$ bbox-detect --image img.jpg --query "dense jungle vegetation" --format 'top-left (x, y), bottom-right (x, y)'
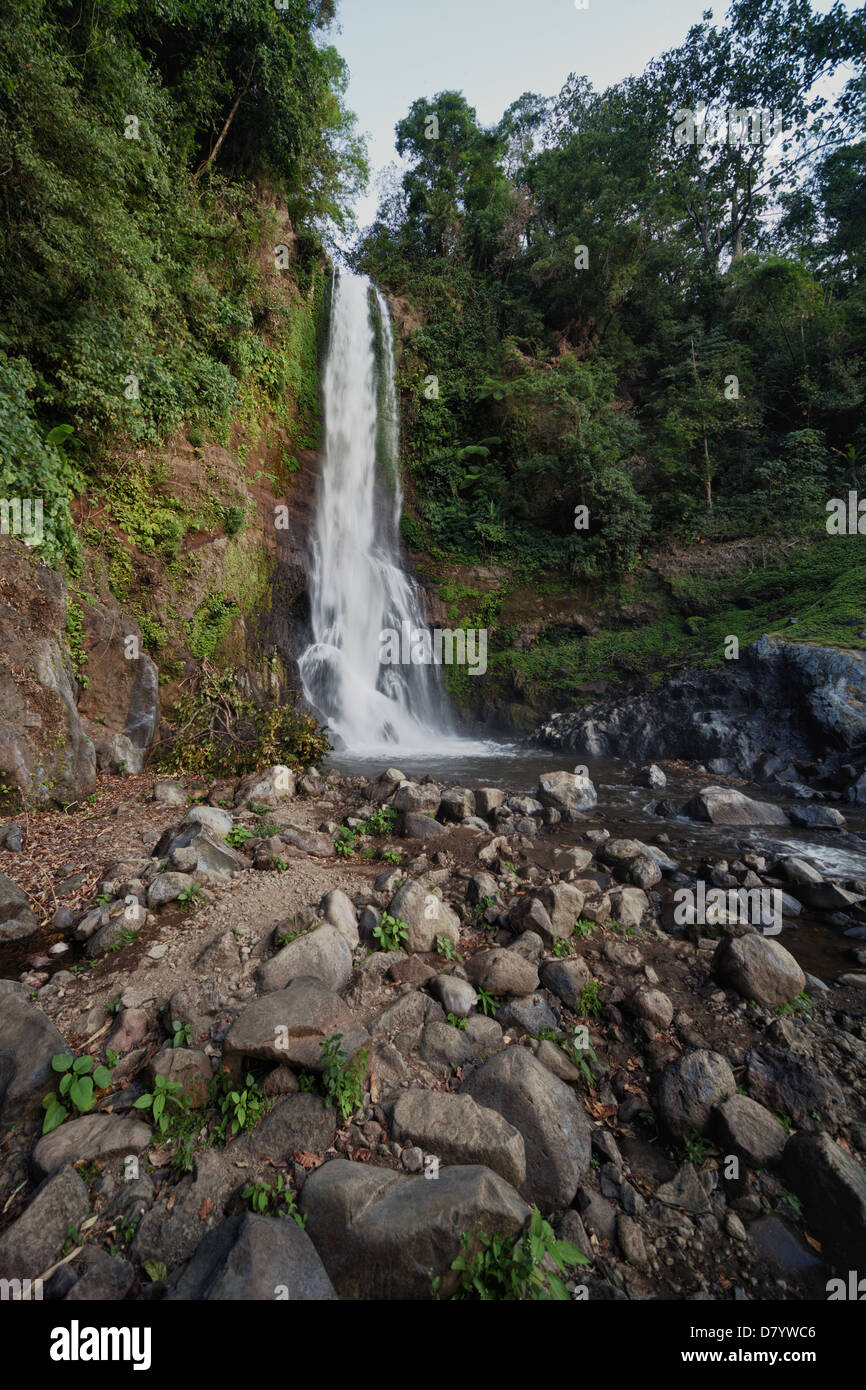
top-left (0, 0), bottom-right (366, 565)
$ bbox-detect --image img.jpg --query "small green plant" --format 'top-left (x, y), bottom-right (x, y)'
top-left (574, 918), bottom-right (595, 939)
top-left (267, 857), bottom-right (289, 872)
top-left (360, 805), bottom-right (398, 836)
top-left (177, 883), bottom-right (205, 910)
top-left (255, 818), bottom-right (281, 838)
top-left (215, 1071), bottom-right (268, 1139)
top-left (444, 1206), bottom-right (589, 1300)
top-left (95, 893), bottom-right (111, 907)
top-left (242, 1175), bottom-right (307, 1228)
top-left (373, 912), bottom-right (409, 952)
top-left (42, 1054), bottom-right (114, 1133)
top-left (435, 933), bottom-right (462, 961)
top-left (171, 1020), bottom-right (192, 1049)
top-left (74, 1161), bottom-right (99, 1184)
top-left (133, 1073), bottom-right (186, 1135)
top-left (380, 849), bottom-right (402, 864)
top-left (502, 860), bottom-right (516, 874)
top-left (277, 922), bottom-right (315, 947)
top-left (142, 1259), bottom-right (167, 1283)
top-left (108, 927), bottom-right (141, 951)
top-left (297, 1071), bottom-right (318, 1093)
top-left (578, 980), bottom-right (602, 1020)
top-left (552, 936), bottom-right (574, 958)
top-left (319, 1034), bottom-right (368, 1122)
top-left (108, 995), bottom-right (122, 1016)
top-left (333, 826), bottom-right (357, 858)
top-left (225, 825), bottom-right (254, 848)
top-left (105, 1048), bottom-right (120, 1069)
top-left (475, 989), bottom-right (498, 1017)
top-left (775, 1111), bottom-right (794, 1134)
top-left (683, 1128), bottom-right (708, 1165)
top-left (446, 1012), bottom-right (468, 1031)
top-left (781, 1190), bottom-right (802, 1214)
top-left (776, 992), bottom-right (812, 1017)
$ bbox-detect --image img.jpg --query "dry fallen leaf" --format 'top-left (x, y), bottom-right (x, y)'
top-left (293, 1149), bottom-right (324, 1170)
top-left (199, 1196), bottom-right (215, 1220)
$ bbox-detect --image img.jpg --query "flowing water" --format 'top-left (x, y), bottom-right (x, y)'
top-left (299, 269), bottom-right (866, 982)
top-left (299, 269), bottom-right (494, 758)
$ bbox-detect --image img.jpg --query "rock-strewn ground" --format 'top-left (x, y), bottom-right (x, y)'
top-left (0, 765), bottom-right (865, 1301)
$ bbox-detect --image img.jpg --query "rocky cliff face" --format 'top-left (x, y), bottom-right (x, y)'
top-left (536, 637), bottom-right (866, 799)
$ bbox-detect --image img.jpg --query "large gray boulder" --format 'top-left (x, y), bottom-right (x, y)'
top-left (713, 934), bottom-right (805, 1009)
top-left (170, 1213), bottom-right (337, 1300)
top-left (465, 948), bottom-right (538, 997)
top-left (31, 1112), bottom-right (152, 1180)
top-left (680, 786), bottom-right (789, 826)
top-left (224, 978), bottom-right (369, 1070)
top-left (300, 1159), bottom-right (529, 1299)
top-left (391, 1089), bottom-right (526, 1189)
top-left (657, 1049), bottom-right (736, 1140)
top-left (0, 872), bottom-right (38, 942)
top-left (461, 1047), bottom-right (591, 1209)
top-left (254, 924), bottom-right (353, 994)
top-left (712, 1094), bottom-right (787, 1167)
top-left (0, 994), bottom-right (67, 1125)
top-left (782, 1131), bottom-right (866, 1263)
top-left (536, 771), bottom-right (597, 818)
top-left (0, 1167), bottom-right (89, 1281)
top-left (386, 879), bottom-right (460, 952)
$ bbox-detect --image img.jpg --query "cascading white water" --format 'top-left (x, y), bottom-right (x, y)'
top-left (299, 270), bottom-right (460, 753)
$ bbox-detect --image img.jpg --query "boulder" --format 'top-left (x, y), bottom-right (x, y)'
top-left (536, 771), bottom-right (598, 818)
top-left (712, 1095), bottom-right (787, 1167)
top-left (319, 889), bottom-right (359, 947)
top-left (461, 1047), bottom-right (591, 1209)
top-left (680, 786), bottom-right (789, 827)
top-left (782, 1131), bottom-right (866, 1263)
top-left (393, 782), bottom-right (440, 816)
top-left (657, 1049), bottom-right (736, 1140)
top-left (224, 978), bottom-right (369, 1070)
top-left (391, 1089), bottom-right (525, 1189)
top-left (713, 935), bottom-right (805, 1009)
top-left (299, 1159), bottom-right (529, 1299)
top-left (170, 1212), bottom-right (336, 1300)
top-left (539, 883), bottom-right (585, 939)
top-left (0, 1167), bottom-right (89, 1281)
top-left (466, 948), bottom-right (538, 997)
top-left (0, 994), bottom-right (68, 1125)
top-left (233, 765), bottom-right (297, 808)
top-left (540, 957), bottom-right (593, 1010)
top-left (439, 788), bottom-right (476, 822)
top-left (0, 871), bottom-right (38, 942)
top-left (386, 879), bottom-right (460, 953)
top-left (31, 1113), bottom-right (152, 1180)
top-left (254, 924), bottom-right (353, 995)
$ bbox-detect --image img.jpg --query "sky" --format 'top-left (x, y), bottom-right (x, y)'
top-left (328, 0), bottom-right (728, 228)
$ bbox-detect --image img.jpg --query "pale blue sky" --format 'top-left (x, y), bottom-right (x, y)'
top-left (327, 0), bottom-right (853, 230)
top-left (330, 0), bottom-right (724, 226)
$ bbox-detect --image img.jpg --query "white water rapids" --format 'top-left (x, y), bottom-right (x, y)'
top-left (299, 270), bottom-right (489, 756)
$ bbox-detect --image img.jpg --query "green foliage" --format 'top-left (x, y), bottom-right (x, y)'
top-left (373, 912), bottom-right (409, 952)
top-left (444, 1207), bottom-right (589, 1300)
top-left (318, 1034), bottom-right (368, 1122)
top-left (446, 1013), bottom-right (468, 1031)
top-left (177, 884), bottom-right (205, 910)
top-left (475, 989), bottom-right (498, 1018)
top-left (578, 980), bottom-right (602, 1020)
top-left (225, 826), bottom-right (255, 848)
top-left (152, 667), bottom-right (331, 779)
top-left (216, 1071), bottom-right (268, 1139)
top-left (334, 827), bottom-right (357, 858)
top-left (243, 1175), bottom-right (306, 1227)
top-left (435, 934), bottom-right (462, 961)
top-left (171, 1021), bottom-right (192, 1049)
top-left (133, 1073), bottom-right (186, 1136)
top-left (360, 805), bottom-right (398, 836)
top-left (42, 1054), bottom-right (114, 1134)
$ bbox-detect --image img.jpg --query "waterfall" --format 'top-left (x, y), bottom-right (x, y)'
top-left (298, 269), bottom-right (457, 754)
